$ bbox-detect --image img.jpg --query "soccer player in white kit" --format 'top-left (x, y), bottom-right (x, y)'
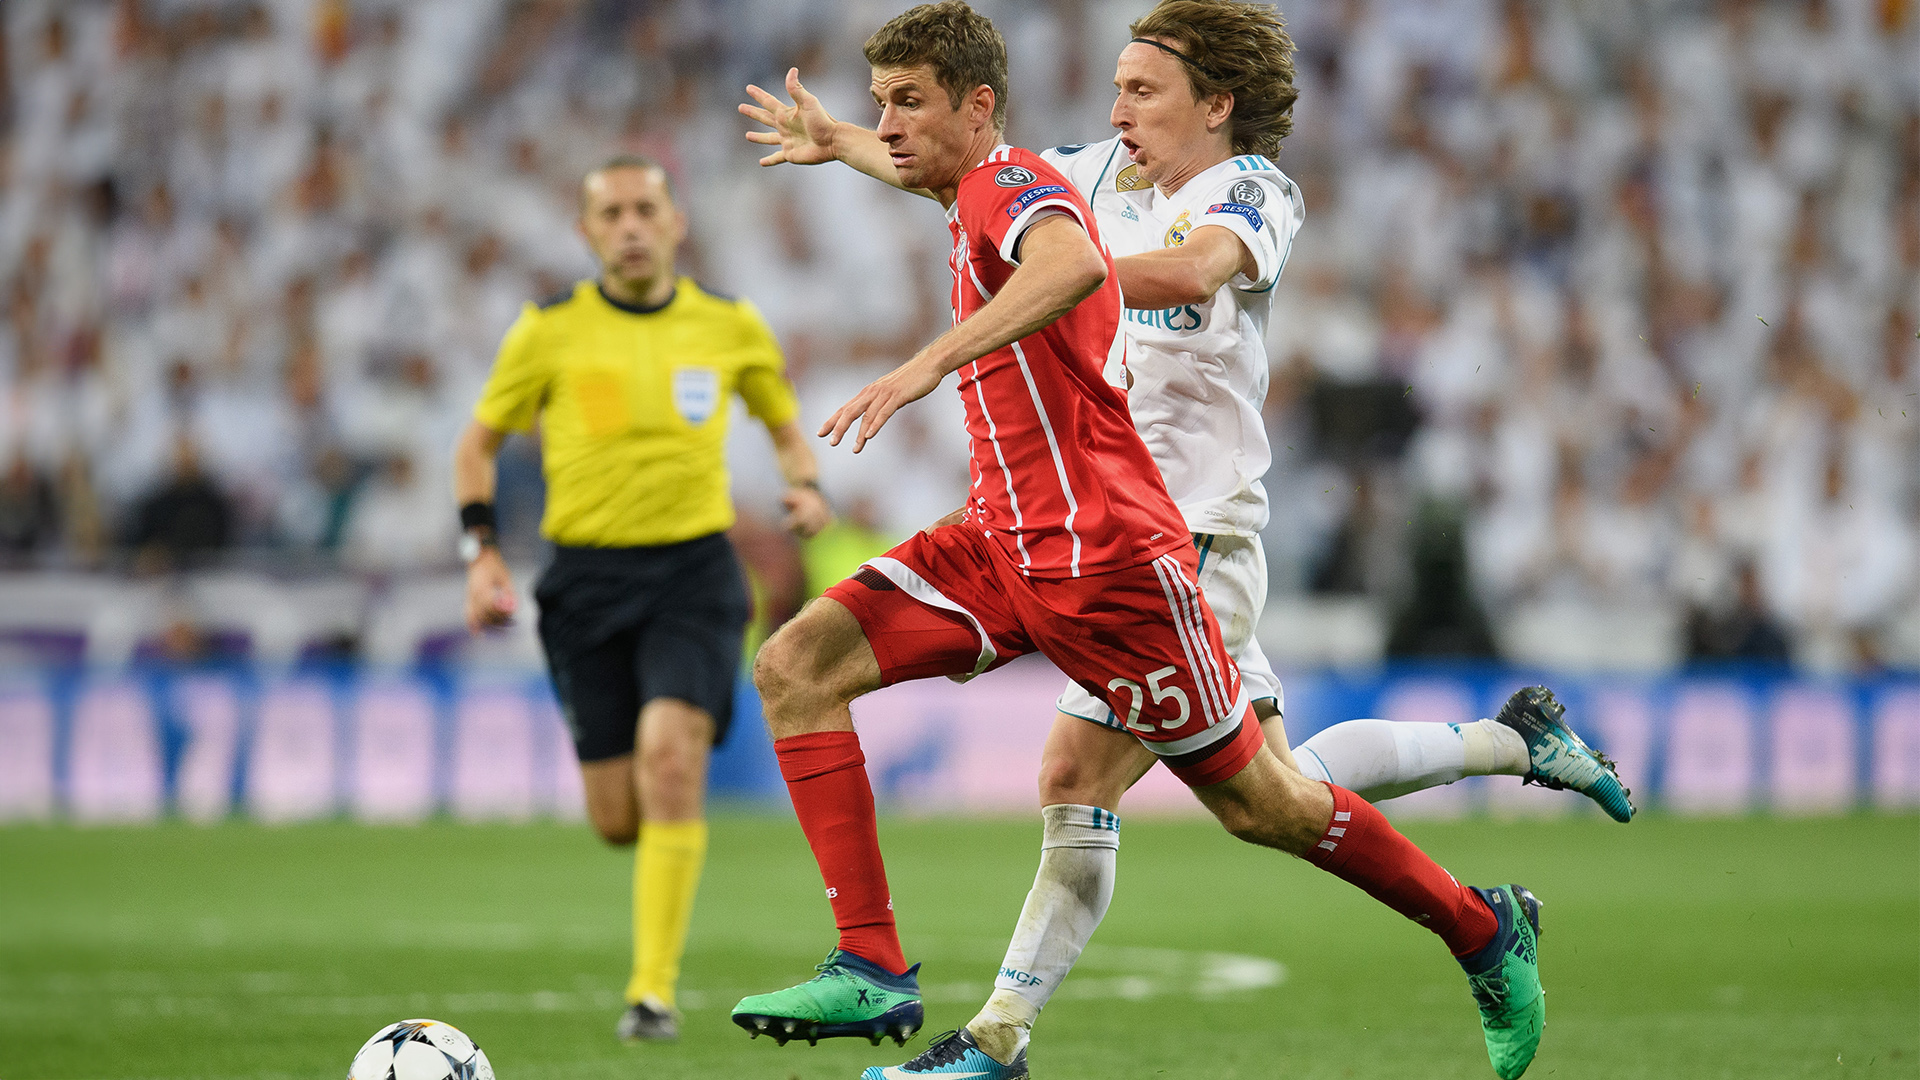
top-left (742, 3), bottom-right (1632, 1075)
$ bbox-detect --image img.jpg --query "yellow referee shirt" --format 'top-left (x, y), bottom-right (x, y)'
top-left (473, 278), bottom-right (800, 548)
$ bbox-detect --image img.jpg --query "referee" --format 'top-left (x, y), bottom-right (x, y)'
top-left (452, 155), bottom-right (830, 1042)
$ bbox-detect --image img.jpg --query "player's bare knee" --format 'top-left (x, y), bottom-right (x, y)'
top-left (639, 750), bottom-right (701, 811)
top-left (1198, 778), bottom-right (1294, 850)
top-left (1214, 800), bottom-right (1276, 847)
top-left (637, 750), bottom-right (685, 795)
top-left (589, 809), bottom-right (639, 847)
top-left (1036, 753), bottom-right (1121, 808)
top-left (751, 625), bottom-right (809, 713)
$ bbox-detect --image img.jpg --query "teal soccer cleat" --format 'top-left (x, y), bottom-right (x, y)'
top-left (732, 949), bottom-right (923, 1047)
top-left (1460, 884), bottom-right (1546, 1079)
top-left (1494, 685), bottom-right (1635, 822)
top-left (862, 1028), bottom-right (1029, 1080)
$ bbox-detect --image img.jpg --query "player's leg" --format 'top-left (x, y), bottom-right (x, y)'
top-left (737, 528), bottom-right (1032, 1047)
top-left (1204, 533), bottom-right (1519, 799)
top-left (734, 595), bottom-right (929, 1045)
top-left (579, 754), bottom-right (640, 846)
top-left (1228, 533), bottom-right (1627, 817)
top-left (616, 698), bottom-right (714, 1041)
top-left (562, 631), bottom-right (647, 847)
top-left (1292, 691), bottom-right (1634, 820)
top-left (1056, 549), bottom-right (1544, 1078)
top-left (1192, 722), bottom-right (1544, 1077)
top-left (953, 711), bottom-right (1149, 1066)
top-left (749, 594), bottom-right (900, 968)
top-left (617, 535), bottom-right (750, 1039)
top-left (1292, 714), bottom-right (1525, 800)
top-left (542, 626), bottom-right (675, 1040)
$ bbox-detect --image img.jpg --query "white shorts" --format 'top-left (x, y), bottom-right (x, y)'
top-left (1057, 532), bottom-right (1281, 729)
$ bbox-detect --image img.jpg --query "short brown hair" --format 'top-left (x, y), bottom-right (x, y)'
top-left (864, 1), bottom-right (1009, 131)
top-left (1130, 0), bottom-right (1298, 158)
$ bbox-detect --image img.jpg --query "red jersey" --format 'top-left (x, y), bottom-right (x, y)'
top-left (947, 146), bottom-right (1188, 578)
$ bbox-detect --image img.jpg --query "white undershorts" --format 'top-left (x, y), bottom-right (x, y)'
top-left (1057, 532), bottom-right (1281, 729)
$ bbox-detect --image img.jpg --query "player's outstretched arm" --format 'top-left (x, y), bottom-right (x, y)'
top-left (1114, 224), bottom-right (1257, 309)
top-left (820, 214), bottom-right (1107, 452)
top-left (739, 68), bottom-right (934, 199)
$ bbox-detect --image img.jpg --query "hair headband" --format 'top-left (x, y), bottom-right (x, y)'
top-left (1129, 37), bottom-right (1219, 81)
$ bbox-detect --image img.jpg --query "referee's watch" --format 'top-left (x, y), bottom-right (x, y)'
top-left (459, 530), bottom-right (497, 565)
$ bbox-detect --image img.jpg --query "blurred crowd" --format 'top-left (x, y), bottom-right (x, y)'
top-left (0, 0), bottom-right (1914, 669)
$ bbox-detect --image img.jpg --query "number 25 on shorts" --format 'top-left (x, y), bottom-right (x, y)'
top-left (1107, 666), bottom-right (1193, 733)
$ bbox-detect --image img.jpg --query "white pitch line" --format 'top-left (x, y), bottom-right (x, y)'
top-left (6, 945), bottom-right (1285, 1021)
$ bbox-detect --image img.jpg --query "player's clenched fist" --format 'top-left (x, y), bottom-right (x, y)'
top-left (463, 548), bottom-right (518, 633)
top-left (782, 485), bottom-right (833, 538)
top-left (819, 352), bottom-right (947, 452)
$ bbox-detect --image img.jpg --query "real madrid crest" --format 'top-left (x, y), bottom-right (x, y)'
top-left (1115, 164), bottom-right (1149, 192)
top-left (1164, 210), bottom-right (1192, 248)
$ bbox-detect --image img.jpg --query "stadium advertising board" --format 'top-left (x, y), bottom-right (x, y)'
top-left (0, 659), bottom-right (1913, 822)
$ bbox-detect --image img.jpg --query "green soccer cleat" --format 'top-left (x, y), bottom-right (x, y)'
top-left (1494, 685), bottom-right (1636, 822)
top-left (1459, 884), bottom-right (1546, 1079)
top-left (732, 949), bottom-right (923, 1047)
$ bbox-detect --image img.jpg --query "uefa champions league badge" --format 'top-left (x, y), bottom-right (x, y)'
top-left (1164, 210), bottom-right (1192, 248)
top-left (1229, 179), bottom-right (1265, 207)
top-left (995, 165), bottom-right (1037, 187)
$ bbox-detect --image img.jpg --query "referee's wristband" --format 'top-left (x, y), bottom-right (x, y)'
top-left (459, 502), bottom-right (497, 533)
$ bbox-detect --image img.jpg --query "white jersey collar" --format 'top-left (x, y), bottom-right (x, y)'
top-left (1154, 152), bottom-right (1275, 210)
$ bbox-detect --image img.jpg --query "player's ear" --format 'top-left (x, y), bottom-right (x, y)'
top-left (1208, 91), bottom-right (1235, 135)
top-left (969, 84), bottom-right (996, 130)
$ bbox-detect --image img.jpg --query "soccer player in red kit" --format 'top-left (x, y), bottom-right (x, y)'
top-left (731, 6), bottom-right (1541, 1077)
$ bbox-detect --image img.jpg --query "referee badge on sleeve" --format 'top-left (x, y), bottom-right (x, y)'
top-left (672, 367), bottom-right (721, 424)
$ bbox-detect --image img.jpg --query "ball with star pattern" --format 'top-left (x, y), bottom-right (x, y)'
top-left (347, 1019), bottom-right (495, 1080)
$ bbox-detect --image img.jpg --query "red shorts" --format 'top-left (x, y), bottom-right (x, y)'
top-left (824, 524), bottom-right (1261, 786)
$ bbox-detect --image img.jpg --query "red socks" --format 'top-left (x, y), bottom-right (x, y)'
top-left (1303, 783), bottom-right (1498, 957)
top-left (774, 731), bottom-right (909, 974)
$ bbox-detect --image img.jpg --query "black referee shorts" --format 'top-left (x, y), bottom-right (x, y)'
top-left (533, 533), bottom-right (750, 763)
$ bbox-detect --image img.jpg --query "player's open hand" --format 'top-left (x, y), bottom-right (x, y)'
top-left (464, 549), bottom-right (518, 634)
top-left (782, 485), bottom-right (833, 539)
top-left (740, 68), bottom-right (838, 167)
top-left (819, 352), bottom-right (945, 453)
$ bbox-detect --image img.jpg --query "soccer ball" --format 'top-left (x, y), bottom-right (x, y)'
top-left (347, 1019), bottom-right (496, 1080)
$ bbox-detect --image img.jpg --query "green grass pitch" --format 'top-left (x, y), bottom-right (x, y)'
top-left (2, 813), bottom-right (1914, 1079)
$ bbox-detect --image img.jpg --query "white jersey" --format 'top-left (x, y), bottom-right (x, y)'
top-left (1040, 138), bottom-right (1302, 536)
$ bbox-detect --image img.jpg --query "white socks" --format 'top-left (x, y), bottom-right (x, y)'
top-left (1292, 719), bottom-right (1529, 802)
top-left (966, 803), bottom-right (1119, 1063)
top-left (964, 722), bottom-right (1527, 1063)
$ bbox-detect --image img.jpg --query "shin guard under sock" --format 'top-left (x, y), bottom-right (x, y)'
top-left (774, 731), bottom-right (908, 974)
top-left (1303, 783), bottom-right (1498, 956)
